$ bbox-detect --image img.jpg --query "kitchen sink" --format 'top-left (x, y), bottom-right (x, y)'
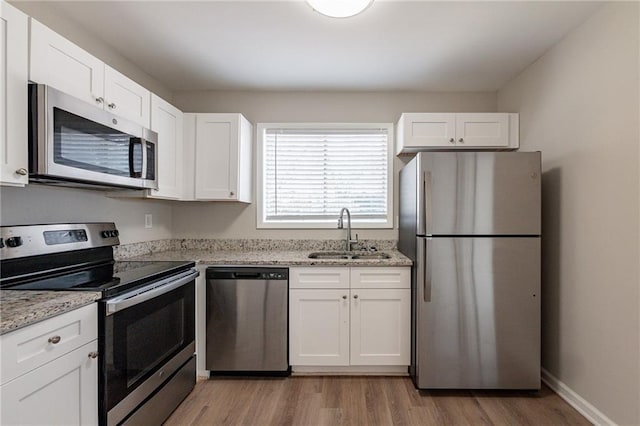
top-left (308, 251), bottom-right (391, 260)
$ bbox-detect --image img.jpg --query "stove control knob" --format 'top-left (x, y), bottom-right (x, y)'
top-left (101, 231), bottom-right (110, 238)
top-left (5, 236), bottom-right (22, 248)
top-left (113, 230), bottom-right (119, 237)
top-left (0, 239), bottom-right (4, 249)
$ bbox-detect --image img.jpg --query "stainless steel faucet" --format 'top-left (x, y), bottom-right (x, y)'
top-left (337, 208), bottom-right (358, 251)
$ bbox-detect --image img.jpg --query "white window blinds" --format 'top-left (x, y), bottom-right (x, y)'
top-left (263, 127), bottom-right (390, 224)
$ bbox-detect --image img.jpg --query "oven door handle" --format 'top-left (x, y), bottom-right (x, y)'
top-left (106, 270), bottom-right (199, 315)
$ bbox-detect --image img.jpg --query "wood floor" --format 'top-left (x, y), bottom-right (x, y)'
top-left (164, 376), bottom-right (589, 426)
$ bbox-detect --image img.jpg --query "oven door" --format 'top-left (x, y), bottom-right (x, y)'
top-left (29, 84), bottom-right (158, 190)
top-left (101, 270), bottom-right (197, 426)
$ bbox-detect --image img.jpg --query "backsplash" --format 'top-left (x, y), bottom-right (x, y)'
top-left (114, 238), bottom-right (398, 260)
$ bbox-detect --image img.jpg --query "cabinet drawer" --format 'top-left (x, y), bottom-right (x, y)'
top-left (0, 303), bottom-right (98, 385)
top-left (289, 267), bottom-right (349, 289)
top-left (350, 267), bottom-right (410, 289)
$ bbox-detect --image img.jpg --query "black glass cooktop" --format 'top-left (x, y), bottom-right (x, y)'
top-left (3, 260), bottom-right (195, 298)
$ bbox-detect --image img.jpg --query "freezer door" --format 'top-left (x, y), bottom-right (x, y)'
top-left (418, 152), bottom-right (541, 236)
top-left (414, 236), bottom-right (540, 389)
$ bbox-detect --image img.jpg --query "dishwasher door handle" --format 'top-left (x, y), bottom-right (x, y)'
top-left (232, 272), bottom-right (262, 279)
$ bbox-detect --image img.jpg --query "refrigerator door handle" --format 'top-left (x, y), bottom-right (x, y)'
top-left (424, 171), bottom-right (432, 236)
top-left (417, 171), bottom-right (425, 235)
top-left (416, 237), bottom-right (431, 302)
top-left (424, 237), bottom-right (432, 302)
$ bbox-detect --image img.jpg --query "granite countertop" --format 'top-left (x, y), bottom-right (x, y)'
top-left (0, 291), bottom-right (101, 335)
top-left (129, 248), bottom-right (413, 266)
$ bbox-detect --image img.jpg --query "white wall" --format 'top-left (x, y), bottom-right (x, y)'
top-left (171, 90), bottom-right (497, 239)
top-left (0, 186), bottom-right (173, 245)
top-left (10, 1), bottom-right (172, 101)
top-left (497, 3), bottom-right (639, 424)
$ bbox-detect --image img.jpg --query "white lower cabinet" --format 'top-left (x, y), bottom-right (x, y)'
top-left (1, 340), bottom-right (98, 426)
top-left (0, 304), bottom-right (98, 425)
top-left (289, 289), bottom-right (350, 366)
top-left (289, 267), bottom-right (410, 369)
top-left (350, 288), bottom-right (410, 366)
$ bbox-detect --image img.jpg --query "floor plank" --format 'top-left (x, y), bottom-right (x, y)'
top-left (164, 377), bottom-right (588, 426)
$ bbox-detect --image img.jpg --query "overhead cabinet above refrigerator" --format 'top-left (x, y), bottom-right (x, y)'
top-left (396, 113), bottom-right (519, 154)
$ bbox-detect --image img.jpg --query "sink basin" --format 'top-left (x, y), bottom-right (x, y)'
top-left (351, 253), bottom-right (391, 259)
top-left (308, 251), bottom-right (391, 260)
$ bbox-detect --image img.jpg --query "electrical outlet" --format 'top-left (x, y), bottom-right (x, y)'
top-left (145, 214), bottom-right (153, 229)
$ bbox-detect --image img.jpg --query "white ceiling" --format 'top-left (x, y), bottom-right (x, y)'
top-left (27, 0), bottom-right (603, 92)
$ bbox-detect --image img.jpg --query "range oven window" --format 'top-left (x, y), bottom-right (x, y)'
top-left (53, 108), bottom-right (143, 177)
top-left (104, 281), bottom-right (195, 411)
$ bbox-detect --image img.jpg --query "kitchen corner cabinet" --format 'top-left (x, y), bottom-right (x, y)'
top-left (289, 267), bottom-right (410, 367)
top-left (184, 113), bottom-right (252, 202)
top-left (0, 2), bottom-right (29, 187)
top-left (29, 19), bottom-right (151, 127)
top-left (148, 94), bottom-right (184, 200)
top-left (396, 112), bottom-right (519, 154)
top-left (0, 304), bottom-right (98, 425)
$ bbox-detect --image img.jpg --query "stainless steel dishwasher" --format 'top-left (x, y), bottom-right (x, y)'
top-left (206, 267), bottom-right (290, 375)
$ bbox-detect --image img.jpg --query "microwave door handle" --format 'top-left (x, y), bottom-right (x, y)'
top-left (129, 138), bottom-right (142, 178)
top-left (141, 138), bottom-right (148, 180)
top-left (106, 270), bottom-right (199, 315)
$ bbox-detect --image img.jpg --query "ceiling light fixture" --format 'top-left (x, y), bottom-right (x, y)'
top-left (306, 0), bottom-right (374, 18)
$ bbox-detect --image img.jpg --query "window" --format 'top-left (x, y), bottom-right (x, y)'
top-left (257, 123), bottom-right (393, 228)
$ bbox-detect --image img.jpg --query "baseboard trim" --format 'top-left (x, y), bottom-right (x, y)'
top-left (541, 368), bottom-right (616, 425)
top-left (292, 365), bottom-right (408, 375)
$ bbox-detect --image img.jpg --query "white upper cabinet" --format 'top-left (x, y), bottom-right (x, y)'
top-left (104, 65), bottom-right (151, 127)
top-left (29, 19), bottom-right (150, 127)
top-left (0, 2), bottom-right (28, 186)
top-left (29, 18), bottom-right (104, 107)
top-left (192, 113), bottom-right (252, 202)
top-left (149, 94), bottom-right (183, 199)
top-left (396, 112), bottom-right (519, 154)
top-left (455, 113), bottom-right (510, 147)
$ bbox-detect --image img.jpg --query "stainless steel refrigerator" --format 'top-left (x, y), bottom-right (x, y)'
top-left (398, 151), bottom-right (541, 389)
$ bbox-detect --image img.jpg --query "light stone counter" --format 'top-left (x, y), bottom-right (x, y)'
top-left (127, 248), bottom-right (413, 267)
top-left (0, 291), bottom-right (101, 335)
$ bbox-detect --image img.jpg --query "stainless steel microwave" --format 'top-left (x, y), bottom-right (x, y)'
top-left (28, 84), bottom-right (158, 190)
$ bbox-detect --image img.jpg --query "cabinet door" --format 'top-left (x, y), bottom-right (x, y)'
top-left (149, 94), bottom-right (183, 200)
top-left (194, 113), bottom-right (239, 200)
top-left (0, 340), bottom-right (98, 426)
top-left (400, 113), bottom-right (456, 151)
top-left (455, 113), bottom-right (509, 147)
top-left (29, 19), bottom-right (104, 107)
top-left (350, 289), bottom-right (410, 366)
top-left (289, 289), bottom-right (349, 366)
top-left (104, 65), bottom-right (151, 127)
top-left (0, 2), bottom-right (28, 186)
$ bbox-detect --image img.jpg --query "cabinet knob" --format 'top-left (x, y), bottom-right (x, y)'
top-left (48, 336), bottom-right (61, 344)
top-left (107, 103), bottom-right (116, 109)
top-left (449, 138), bottom-right (455, 143)
top-left (353, 294), bottom-right (358, 299)
top-left (88, 351), bottom-right (99, 359)
top-left (458, 138), bottom-right (464, 143)
top-left (95, 97), bottom-right (104, 104)
top-left (15, 168), bottom-right (28, 176)
top-left (342, 295), bottom-right (347, 300)
top-left (229, 191), bottom-right (235, 196)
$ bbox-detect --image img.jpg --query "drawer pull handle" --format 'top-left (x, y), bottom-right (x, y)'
top-left (48, 336), bottom-right (61, 344)
top-left (88, 351), bottom-right (99, 359)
